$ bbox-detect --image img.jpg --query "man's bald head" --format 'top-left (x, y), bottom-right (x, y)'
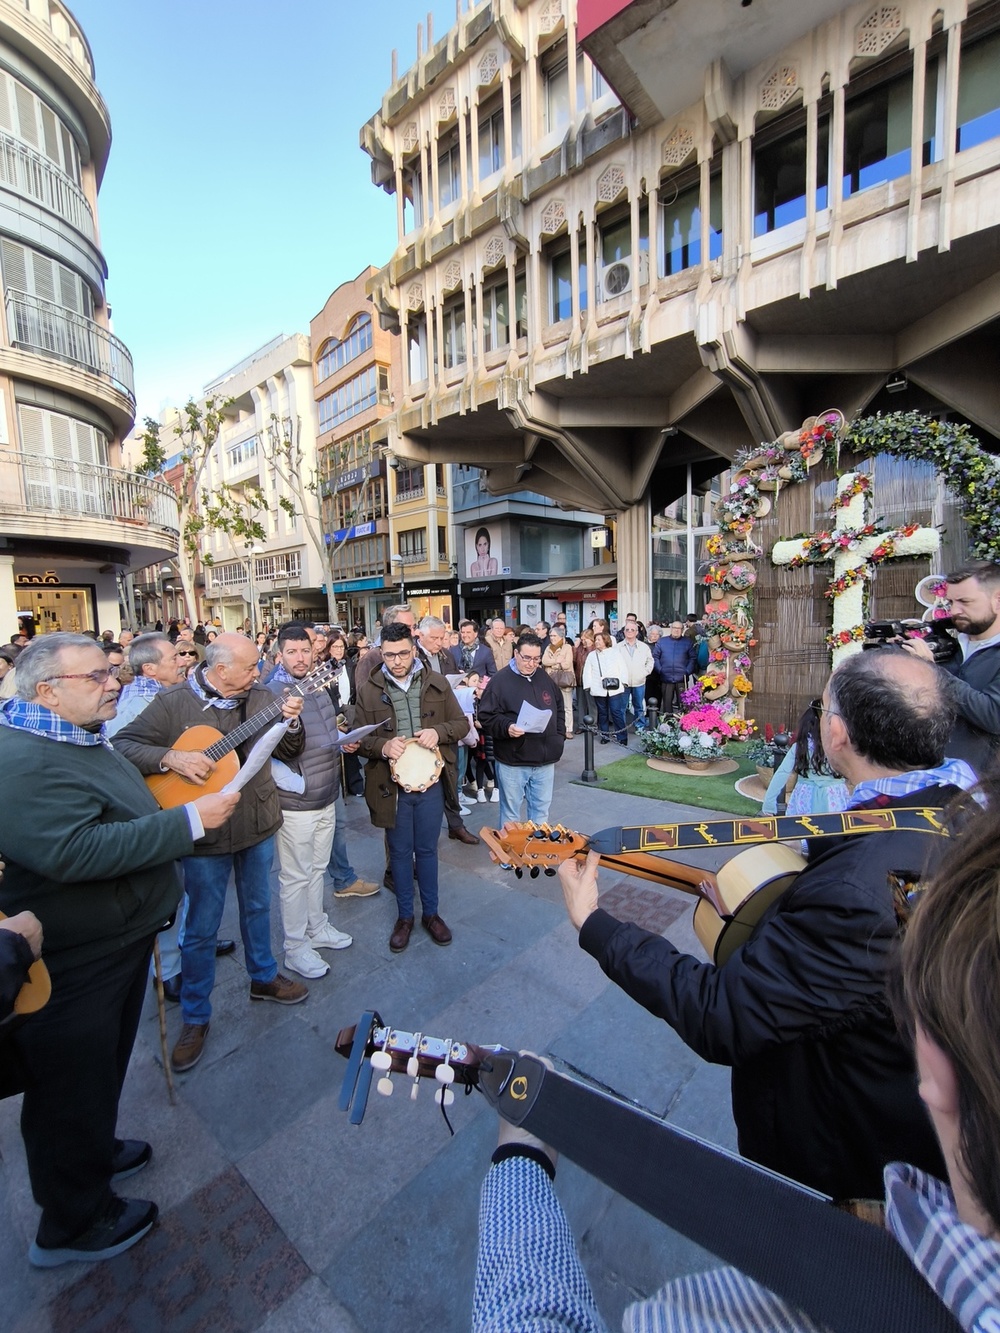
top-left (825, 647), bottom-right (955, 775)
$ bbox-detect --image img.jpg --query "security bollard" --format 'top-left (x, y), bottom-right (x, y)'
top-left (773, 728), bottom-right (792, 815)
top-left (645, 700), bottom-right (659, 732)
top-left (581, 713), bottom-right (598, 783)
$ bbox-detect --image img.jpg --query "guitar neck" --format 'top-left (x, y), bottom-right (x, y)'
top-left (202, 696), bottom-right (285, 761)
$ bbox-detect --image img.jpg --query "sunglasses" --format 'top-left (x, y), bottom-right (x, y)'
top-left (177, 649), bottom-right (198, 658)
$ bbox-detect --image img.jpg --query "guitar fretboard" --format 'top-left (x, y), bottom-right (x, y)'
top-left (198, 664), bottom-right (334, 762)
top-left (594, 808), bottom-right (950, 856)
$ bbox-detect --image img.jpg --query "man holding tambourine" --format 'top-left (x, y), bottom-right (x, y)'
top-left (354, 623), bottom-right (471, 955)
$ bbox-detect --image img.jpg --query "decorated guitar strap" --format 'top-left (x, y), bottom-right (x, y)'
top-left (476, 1049), bottom-right (961, 1333)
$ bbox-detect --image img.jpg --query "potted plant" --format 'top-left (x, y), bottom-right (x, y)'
top-left (745, 733), bottom-right (784, 786)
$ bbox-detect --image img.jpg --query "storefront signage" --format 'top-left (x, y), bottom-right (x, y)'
top-left (16, 570), bottom-right (60, 585)
top-left (325, 521), bottom-right (376, 545)
top-left (335, 459), bottom-right (383, 493)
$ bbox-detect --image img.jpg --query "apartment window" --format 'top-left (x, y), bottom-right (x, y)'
top-left (317, 365), bottom-right (377, 431)
top-left (957, 30), bottom-right (1000, 152)
top-left (226, 435), bottom-right (258, 469)
top-left (1, 237), bottom-right (94, 315)
top-left (515, 270), bottom-right (527, 339)
top-left (395, 464), bottom-right (424, 499)
top-left (317, 313), bottom-right (373, 382)
top-left (661, 173), bottom-right (722, 275)
top-left (17, 403), bottom-right (108, 515)
top-left (407, 314), bottom-right (428, 383)
top-left (843, 72), bottom-right (912, 196)
top-left (399, 527), bottom-right (427, 560)
top-left (543, 54), bottom-right (586, 134)
top-left (438, 136), bottom-right (468, 209)
top-left (441, 298), bottom-right (467, 370)
top-left (753, 115), bottom-right (829, 236)
top-left (255, 551), bottom-right (301, 581)
top-left (550, 249), bottom-right (573, 322)
top-left (479, 105), bottom-right (504, 178)
top-left (438, 525), bottom-right (447, 559)
top-left (403, 160), bottom-right (424, 230)
top-left (0, 70), bottom-right (81, 181)
top-left (482, 275), bottom-right (510, 353)
top-left (511, 92), bottom-right (523, 160)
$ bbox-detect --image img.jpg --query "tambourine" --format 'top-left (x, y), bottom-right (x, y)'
top-left (389, 738), bottom-right (444, 793)
top-left (0, 911), bottom-right (51, 1018)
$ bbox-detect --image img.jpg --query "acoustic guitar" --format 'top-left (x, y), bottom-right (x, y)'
top-left (144, 660), bottom-right (337, 809)
top-left (0, 910), bottom-right (51, 1019)
top-left (480, 809), bottom-right (949, 964)
top-left (333, 1011), bottom-right (960, 1333)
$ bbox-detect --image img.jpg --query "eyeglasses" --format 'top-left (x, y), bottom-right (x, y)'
top-left (810, 697), bottom-right (840, 719)
top-left (516, 651), bottom-right (541, 664)
top-left (44, 666), bottom-right (120, 686)
top-left (382, 648), bottom-right (414, 662)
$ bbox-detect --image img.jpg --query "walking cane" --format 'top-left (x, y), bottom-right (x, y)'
top-left (151, 938), bottom-right (176, 1105)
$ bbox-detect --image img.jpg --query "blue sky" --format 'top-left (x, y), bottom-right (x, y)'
top-left (68, 0), bottom-right (463, 422)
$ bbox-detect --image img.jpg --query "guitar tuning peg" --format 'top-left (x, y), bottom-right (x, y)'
top-left (515, 867), bottom-right (523, 879)
top-left (376, 1075), bottom-right (394, 1096)
top-left (548, 829), bottom-right (561, 841)
top-left (544, 868), bottom-right (556, 877)
top-left (406, 1056), bottom-right (420, 1077)
top-left (435, 1064), bottom-right (455, 1085)
top-left (529, 866), bottom-right (540, 878)
top-left (371, 1051), bottom-right (392, 1072)
top-left (409, 1081), bottom-right (419, 1101)
top-left (434, 1087), bottom-right (455, 1108)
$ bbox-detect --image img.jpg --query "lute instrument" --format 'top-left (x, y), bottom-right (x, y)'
top-left (0, 909), bottom-right (51, 1020)
top-left (335, 1011), bottom-right (959, 1333)
top-left (481, 808), bottom-right (950, 964)
top-left (143, 660), bottom-right (337, 809)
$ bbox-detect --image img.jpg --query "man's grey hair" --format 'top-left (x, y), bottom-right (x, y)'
top-left (128, 633), bottom-right (172, 677)
top-left (15, 632), bottom-right (100, 700)
top-left (205, 638), bottom-right (243, 669)
top-left (382, 604), bottom-right (413, 626)
top-left (418, 615), bottom-right (446, 633)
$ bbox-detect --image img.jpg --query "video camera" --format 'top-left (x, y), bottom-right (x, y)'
top-left (862, 617), bottom-right (958, 664)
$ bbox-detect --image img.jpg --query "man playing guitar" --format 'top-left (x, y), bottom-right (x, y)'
top-left (558, 649), bottom-right (975, 1203)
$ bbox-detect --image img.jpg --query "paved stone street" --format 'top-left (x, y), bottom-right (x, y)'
top-left (1, 737), bottom-right (742, 1332)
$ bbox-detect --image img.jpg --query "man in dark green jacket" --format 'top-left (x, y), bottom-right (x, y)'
top-left (0, 633), bottom-right (238, 1268)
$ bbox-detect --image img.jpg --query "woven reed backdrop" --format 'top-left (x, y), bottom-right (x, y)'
top-left (745, 449), bottom-right (968, 732)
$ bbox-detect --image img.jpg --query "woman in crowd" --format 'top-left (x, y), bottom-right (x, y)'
top-left (582, 630), bottom-right (628, 745)
top-left (175, 641), bottom-right (203, 679)
top-left (542, 628), bottom-right (576, 740)
top-left (762, 702), bottom-right (849, 816)
top-left (326, 630), bottom-right (363, 795)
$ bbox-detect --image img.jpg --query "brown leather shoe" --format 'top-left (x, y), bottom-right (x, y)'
top-left (421, 914), bottom-right (453, 946)
top-left (448, 826), bottom-right (478, 845)
top-left (249, 973), bottom-right (309, 1005)
top-left (171, 1023), bottom-right (209, 1072)
top-left (389, 917), bottom-right (414, 953)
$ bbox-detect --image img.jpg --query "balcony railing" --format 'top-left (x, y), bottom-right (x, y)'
top-left (394, 486), bottom-right (425, 502)
top-left (5, 290), bottom-right (135, 403)
top-left (0, 449), bottom-right (178, 532)
top-left (0, 133), bottom-right (95, 240)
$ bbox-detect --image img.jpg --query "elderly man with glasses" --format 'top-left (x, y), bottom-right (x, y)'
top-left (479, 631), bottom-right (565, 829)
top-left (0, 633), bottom-right (239, 1267)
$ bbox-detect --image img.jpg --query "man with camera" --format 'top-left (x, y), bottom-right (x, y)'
top-left (900, 560), bottom-right (1000, 775)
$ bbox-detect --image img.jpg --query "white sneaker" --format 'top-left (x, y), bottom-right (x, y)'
top-left (308, 923), bottom-right (353, 950)
top-left (284, 945), bottom-right (329, 979)
top-left (459, 799), bottom-right (475, 814)
top-left (476, 789), bottom-right (487, 803)
top-left (489, 788), bottom-right (500, 803)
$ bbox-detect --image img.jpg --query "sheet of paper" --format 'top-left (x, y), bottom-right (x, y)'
top-left (221, 721), bottom-right (291, 795)
top-left (331, 722), bottom-right (380, 750)
top-left (515, 701), bottom-right (552, 734)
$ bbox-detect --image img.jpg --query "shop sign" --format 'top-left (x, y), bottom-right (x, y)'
top-left (16, 570), bottom-right (60, 585)
top-left (325, 520), bottom-right (376, 545)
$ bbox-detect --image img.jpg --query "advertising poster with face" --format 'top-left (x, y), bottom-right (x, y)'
top-left (466, 526), bottom-right (501, 578)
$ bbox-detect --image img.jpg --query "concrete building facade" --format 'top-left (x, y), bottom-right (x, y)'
top-left (0, 0), bottom-right (175, 637)
top-left (361, 0), bottom-right (1000, 620)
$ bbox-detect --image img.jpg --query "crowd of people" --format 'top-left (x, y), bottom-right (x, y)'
top-left (1, 561), bottom-right (999, 1331)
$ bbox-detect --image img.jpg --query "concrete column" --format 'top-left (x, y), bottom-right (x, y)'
top-left (616, 494), bottom-right (652, 619)
top-left (0, 553), bottom-right (17, 636)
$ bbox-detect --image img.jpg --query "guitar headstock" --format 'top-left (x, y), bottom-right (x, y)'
top-left (336, 1012), bottom-right (496, 1123)
top-left (296, 661), bottom-right (338, 695)
top-left (479, 822), bottom-right (589, 878)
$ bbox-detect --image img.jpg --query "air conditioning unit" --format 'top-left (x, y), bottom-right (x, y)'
top-left (599, 251), bottom-right (649, 300)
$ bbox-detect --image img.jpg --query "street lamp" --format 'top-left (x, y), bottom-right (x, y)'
top-left (390, 554), bottom-right (406, 603)
top-left (159, 564), bottom-right (174, 628)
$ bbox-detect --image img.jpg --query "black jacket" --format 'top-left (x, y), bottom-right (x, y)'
top-left (940, 641), bottom-right (1000, 774)
top-left (478, 663), bottom-right (565, 768)
top-left (578, 788), bottom-right (956, 1201)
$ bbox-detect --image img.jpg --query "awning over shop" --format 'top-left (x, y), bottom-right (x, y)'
top-left (515, 563), bottom-right (617, 597)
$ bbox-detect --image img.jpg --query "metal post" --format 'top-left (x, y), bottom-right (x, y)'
top-left (645, 699), bottom-right (659, 732)
top-left (773, 728), bottom-right (792, 815)
top-left (581, 712), bottom-right (598, 783)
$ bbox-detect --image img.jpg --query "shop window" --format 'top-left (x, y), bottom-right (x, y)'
top-left (957, 30), bottom-right (1000, 152)
top-left (753, 115), bottom-right (829, 236)
top-left (843, 71), bottom-right (912, 196)
top-left (661, 173), bottom-right (722, 275)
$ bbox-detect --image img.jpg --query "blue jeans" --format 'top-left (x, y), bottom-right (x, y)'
top-left (152, 891), bottom-right (188, 982)
top-left (326, 795), bottom-right (357, 890)
top-left (494, 761), bottom-right (555, 827)
top-left (180, 838), bottom-right (277, 1024)
top-left (386, 784), bottom-right (444, 920)
top-left (623, 684), bottom-right (646, 728)
top-left (595, 693), bottom-right (627, 743)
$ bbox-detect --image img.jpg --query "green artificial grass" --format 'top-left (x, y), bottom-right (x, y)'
top-left (573, 746), bottom-right (763, 815)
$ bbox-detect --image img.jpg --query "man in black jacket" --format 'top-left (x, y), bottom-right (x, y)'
top-left (901, 559), bottom-right (1000, 775)
top-left (558, 649), bottom-right (967, 1202)
top-left (479, 632), bottom-right (565, 828)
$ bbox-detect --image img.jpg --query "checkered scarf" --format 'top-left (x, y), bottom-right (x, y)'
top-left (115, 675), bottom-right (161, 709)
top-left (0, 697), bottom-right (114, 749)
